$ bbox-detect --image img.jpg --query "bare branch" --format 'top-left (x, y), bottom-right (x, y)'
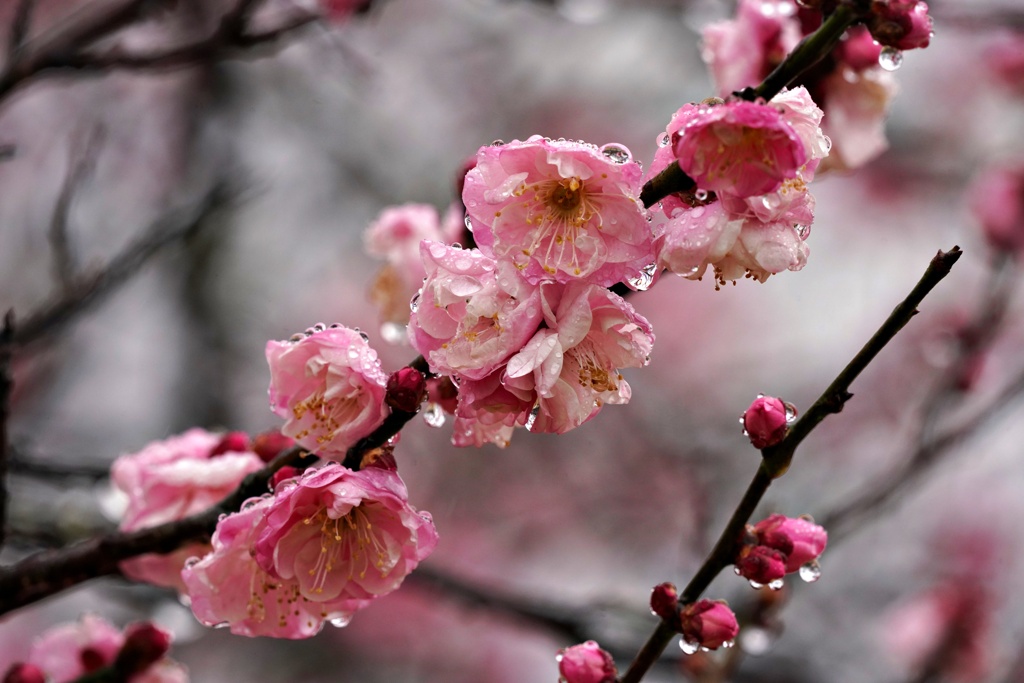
top-left (0, 311), bottom-right (14, 551)
top-left (8, 0), bottom-right (35, 62)
top-left (49, 124), bottom-right (105, 291)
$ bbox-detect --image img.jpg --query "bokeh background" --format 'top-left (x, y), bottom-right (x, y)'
top-left (1, 0), bottom-right (1023, 681)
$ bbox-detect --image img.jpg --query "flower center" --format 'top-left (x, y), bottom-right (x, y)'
top-left (304, 506), bottom-right (394, 594)
top-left (290, 389), bottom-right (363, 447)
top-left (513, 176), bottom-right (604, 276)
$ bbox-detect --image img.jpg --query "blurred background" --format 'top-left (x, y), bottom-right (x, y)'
top-left (1, 0), bottom-right (1023, 680)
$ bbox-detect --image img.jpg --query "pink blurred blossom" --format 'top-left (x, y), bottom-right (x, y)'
top-left (819, 67), bottom-right (897, 171)
top-left (463, 136), bottom-right (652, 286)
top-left (253, 464), bottom-right (437, 608)
top-left (969, 163), bottom-right (1024, 255)
top-left (867, 0), bottom-right (932, 51)
top-left (111, 428), bottom-right (264, 592)
top-left (985, 34), bottom-right (1024, 95)
top-left (266, 326), bottom-right (389, 459)
top-left (702, 0), bottom-right (801, 96)
top-left (742, 395), bottom-right (789, 449)
top-left (556, 641), bottom-right (617, 683)
top-left (408, 242), bottom-right (542, 380)
top-left (680, 600), bottom-right (739, 650)
top-left (182, 496), bottom-right (365, 639)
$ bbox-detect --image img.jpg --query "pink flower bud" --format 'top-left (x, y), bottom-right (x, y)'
top-left (680, 600), bottom-right (739, 650)
top-left (753, 514), bottom-right (828, 572)
top-left (868, 0), bottom-right (932, 51)
top-left (385, 367), bottom-right (427, 413)
top-left (837, 26), bottom-right (883, 72)
top-left (650, 582), bottom-right (681, 628)
top-left (557, 641), bottom-right (617, 683)
top-left (742, 396), bottom-right (790, 449)
top-left (209, 431), bottom-right (251, 458)
top-left (270, 465), bottom-right (301, 490)
top-left (114, 623), bottom-right (172, 676)
top-left (252, 430), bottom-right (295, 462)
top-left (3, 664), bottom-right (45, 683)
top-left (735, 544), bottom-right (788, 584)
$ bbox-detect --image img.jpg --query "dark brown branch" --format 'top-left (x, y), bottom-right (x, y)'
top-left (618, 247), bottom-right (961, 683)
top-left (49, 125), bottom-right (105, 291)
top-left (0, 311), bottom-right (14, 551)
top-left (13, 184), bottom-right (232, 349)
top-left (8, 0), bottom-right (34, 62)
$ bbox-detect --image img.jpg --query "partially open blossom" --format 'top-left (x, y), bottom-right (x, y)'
top-left (867, 0), bottom-right (933, 51)
top-left (409, 242), bottom-right (542, 380)
top-left (680, 600), bottom-right (739, 650)
top-left (266, 325), bottom-right (389, 458)
top-left (182, 496), bottom-right (365, 638)
top-left (23, 616), bottom-right (186, 683)
top-left (753, 514), bottom-right (828, 572)
top-left (385, 367), bottom-right (427, 413)
top-left (111, 428), bottom-right (264, 591)
top-left (557, 641), bottom-right (617, 683)
top-left (253, 464), bottom-right (437, 610)
top-left (742, 395), bottom-right (790, 449)
top-left (970, 163), bottom-right (1024, 255)
top-left (702, 0), bottom-right (801, 96)
top-left (503, 282), bottom-right (654, 435)
top-left (451, 368), bottom-right (531, 448)
top-left (463, 136), bottom-right (653, 286)
top-left (672, 99), bottom-right (807, 199)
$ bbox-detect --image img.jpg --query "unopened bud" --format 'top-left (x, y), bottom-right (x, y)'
top-left (650, 582), bottom-right (681, 629)
top-left (868, 0), bottom-right (932, 51)
top-left (114, 622), bottom-right (171, 676)
top-left (742, 396), bottom-right (790, 449)
top-left (753, 514), bottom-right (828, 572)
top-left (735, 544), bottom-right (788, 584)
top-left (557, 641), bottom-right (617, 683)
top-left (270, 466), bottom-right (301, 490)
top-left (252, 430), bottom-right (295, 462)
top-left (209, 431), bottom-right (250, 457)
top-left (385, 367), bottom-right (427, 413)
top-left (679, 600), bottom-right (739, 650)
top-left (3, 664), bottom-right (45, 683)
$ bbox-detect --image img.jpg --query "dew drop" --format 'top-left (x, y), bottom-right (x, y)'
top-left (721, 639), bottom-right (735, 649)
top-left (555, 653), bottom-right (564, 663)
top-left (422, 402), bottom-right (446, 428)
top-left (347, 348), bottom-right (360, 360)
top-left (312, 322), bottom-right (327, 332)
top-left (799, 560), bottom-right (822, 583)
top-left (738, 626), bottom-right (774, 656)
top-left (658, 132), bottom-right (671, 147)
top-left (600, 143), bottom-right (632, 164)
top-left (694, 189), bottom-right (709, 202)
top-left (794, 224), bottom-right (810, 239)
top-left (329, 617), bottom-right (352, 628)
top-left (490, 139), bottom-right (505, 146)
top-left (464, 214), bottom-right (474, 233)
top-left (627, 263), bottom-right (658, 291)
top-left (749, 580), bottom-right (764, 589)
top-left (410, 291), bottom-right (421, 313)
top-left (289, 333), bottom-right (305, 342)
top-left (183, 556), bottom-right (201, 569)
top-left (525, 404), bottom-right (541, 431)
top-left (768, 578), bottom-right (785, 591)
top-left (784, 401), bottom-right (798, 424)
top-left (878, 46), bottom-right (903, 71)
top-left (821, 134), bottom-right (832, 154)
top-left (213, 622), bottom-right (231, 629)
top-left (380, 322), bottom-right (408, 345)
top-left (357, 329), bottom-right (370, 343)
top-left (680, 638), bottom-right (700, 655)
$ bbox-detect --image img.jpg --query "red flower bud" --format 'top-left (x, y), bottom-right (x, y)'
top-left (252, 430), bottom-right (295, 462)
top-left (209, 431), bottom-right (251, 458)
top-left (114, 622), bottom-right (171, 676)
top-left (270, 466), bottom-right (301, 490)
top-left (3, 664), bottom-right (45, 683)
top-left (742, 396), bottom-right (791, 449)
top-left (680, 600), bottom-right (739, 650)
top-left (753, 514), bottom-right (828, 572)
top-left (557, 641), bottom-right (617, 683)
top-left (868, 0), bottom-right (932, 51)
top-left (386, 367), bottom-right (427, 413)
top-left (651, 582), bottom-right (681, 629)
top-left (735, 544), bottom-right (788, 585)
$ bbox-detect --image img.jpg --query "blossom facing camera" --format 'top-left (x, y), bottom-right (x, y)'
top-left (463, 136), bottom-right (653, 286)
top-left (266, 325), bottom-right (389, 459)
top-left (111, 428), bottom-right (264, 592)
top-left (557, 640), bottom-right (617, 683)
top-left (742, 395), bottom-right (791, 449)
top-left (680, 600), bottom-right (739, 650)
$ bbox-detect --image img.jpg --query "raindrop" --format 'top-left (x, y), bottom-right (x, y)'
top-left (627, 263), bottom-right (658, 291)
top-left (329, 617), bottom-right (351, 628)
top-left (525, 404), bottom-right (541, 431)
top-left (213, 622), bottom-right (231, 629)
top-left (464, 214), bottom-right (474, 233)
top-left (821, 134), bottom-right (832, 154)
top-left (799, 560), bottom-right (822, 583)
top-left (183, 556), bottom-right (201, 569)
top-left (784, 401), bottom-right (798, 424)
top-left (347, 348), bottom-right (360, 360)
top-left (794, 224), bottom-right (810, 239)
top-left (679, 638), bottom-right (700, 655)
top-left (694, 189), bottom-right (709, 202)
top-left (878, 46), bottom-right (903, 71)
top-left (738, 626), bottom-right (774, 656)
top-left (422, 403), bottom-right (446, 428)
top-left (380, 322), bottom-right (408, 345)
top-left (410, 291), bottom-right (421, 313)
top-left (749, 580), bottom-right (764, 589)
top-left (600, 143), bottom-right (632, 164)
top-left (768, 578), bottom-right (785, 591)
top-left (721, 639), bottom-right (735, 649)
top-left (357, 329), bottom-right (370, 343)
top-left (312, 322), bottom-right (327, 332)
top-left (329, 322), bottom-right (342, 329)
top-left (490, 139), bottom-right (505, 146)
top-left (658, 132), bottom-right (671, 147)
top-left (289, 333), bottom-right (305, 342)
top-left (555, 653), bottom-right (564, 663)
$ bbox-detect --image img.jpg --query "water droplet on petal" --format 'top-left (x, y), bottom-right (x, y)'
top-left (784, 402), bottom-right (798, 424)
top-left (821, 134), bottom-right (832, 154)
top-left (490, 139), bottom-right (505, 146)
top-left (422, 402), bottom-right (446, 428)
top-left (600, 143), bottom-right (632, 164)
top-left (464, 214), bottom-right (474, 233)
top-left (213, 622), bottom-right (231, 629)
top-left (800, 560), bottom-right (822, 583)
top-left (721, 639), bottom-right (735, 649)
top-left (658, 132), bottom-right (671, 147)
top-left (749, 580), bottom-right (764, 589)
top-left (627, 263), bottom-right (658, 291)
top-left (879, 46), bottom-right (903, 71)
top-left (183, 556), bottom-right (201, 569)
top-left (289, 333), bottom-right (305, 342)
top-left (794, 224), bottom-right (810, 239)
top-left (312, 322), bottom-right (327, 332)
top-left (329, 617), bottom-right (352, 628)
top-left (680, 638), bottom-right (700, 655)
top-left (410, 292), bottom-right (421, 313)
top-left (768, 578), bottom-right (784, 591)
top-left (694, 189), bottom-right (709, 202)
top-left (380, 322), bottom-right (408, 345)
top-left (525, 404), bottom-right (541, 431)
top-left (347, 348), bottom-right (360, 360)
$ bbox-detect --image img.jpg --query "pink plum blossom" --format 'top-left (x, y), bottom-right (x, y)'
top-left (742, 395), bottom-right (790, 449)
top-left (111, 428), bottom-right (264, 592)
top-left (408, 242), bottom-right (542, 380)
top-left (672, 99), bottom-right (807, 199)
top-left (503, 282), bottom-right (654, 435)
top-left (970, 163), bottom-right (1024, 255)
top-left (702, 0), bottom-right (801, 96)
top-left (735, 544), bottom-right (788, 584)
top-left (24, 616), bottom-right (186, 683)
top-left (753, 514), bottom-right (827, 572)
top-left (986, 35), bottom-right (1024, 95)
top-left (679, 600), bottom-right (739, 650)
top-left (266, 325), bottom-right (389, 459)
top-left (867, 0), bottom-right (933, 51)
top-left (451, 368), bottom-right (532, 448)
top-left (557, 641), bottom-right (617, 683)
top-left (182, 495), bottom-right (365, 638)
top-left (253, 463), bottom-right (437, 610)
top-left (462, 136), bottom-right (653, 286)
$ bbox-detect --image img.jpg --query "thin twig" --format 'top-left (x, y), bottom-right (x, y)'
top-left (49, 125), bottom-right (105, 291)
top-left (617, 247), bottom-right (961, 683)
top-left (0, 311), bottom-right (14, 551)
top-left (8, 0), bottom-right (35, 62)
top-left (7, 444), bottom-right (110, 481)
top-left (14, 184), bottom-right (232, 349)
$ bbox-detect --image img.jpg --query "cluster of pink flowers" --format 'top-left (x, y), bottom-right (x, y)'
top-left (649, 87), bottom-right (828, 285)
top-left (735, 513), bottom-right (828, 586)
top-left (2, 616), bottom-right (186, 683)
